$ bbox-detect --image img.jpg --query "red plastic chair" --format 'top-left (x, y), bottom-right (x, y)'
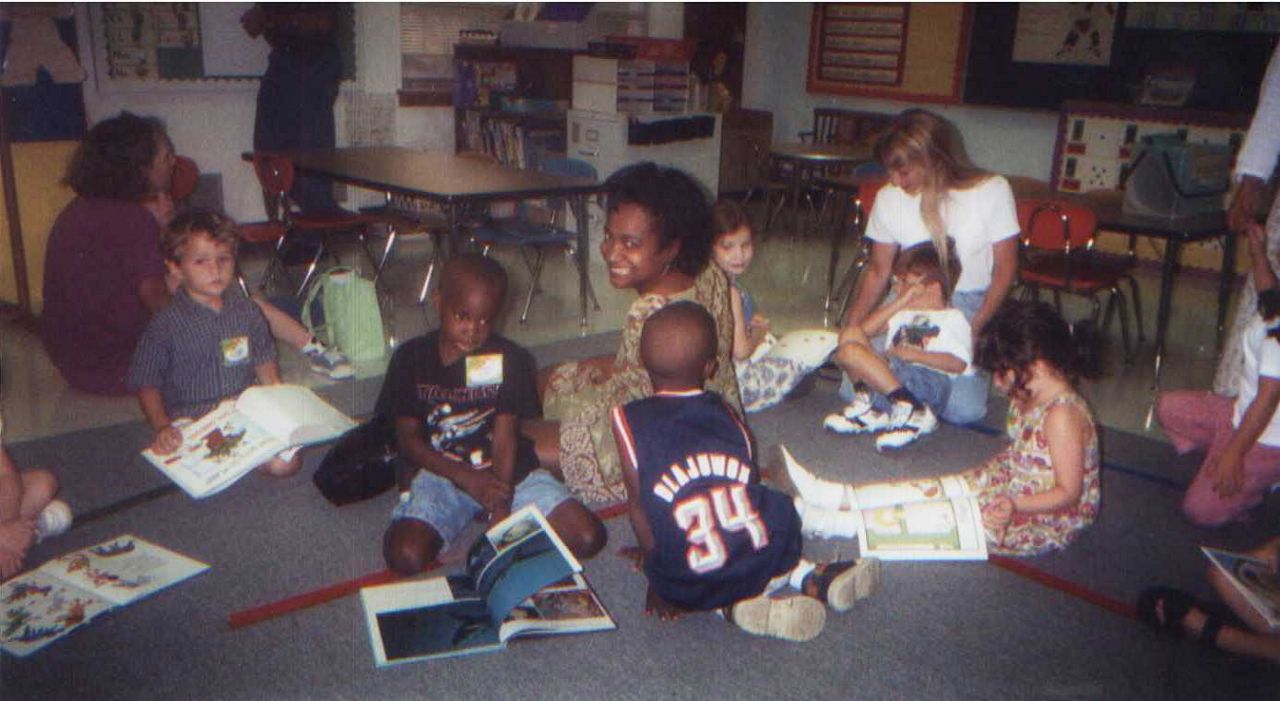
top-left (827, 176), bottom-right (889, 323)
top-left (1017, 197), bottom-right (1138, 361)
top-left (170, 156), bottom-right (200, 202)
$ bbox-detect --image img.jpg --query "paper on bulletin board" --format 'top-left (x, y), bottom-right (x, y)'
top-left (199, 3), bottom-right (268, 78)
top-left (1012, 2), bottom-right (1117, 66)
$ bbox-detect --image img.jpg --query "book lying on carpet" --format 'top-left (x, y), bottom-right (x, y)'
top-left (0, 535), bottom-right (209, 658)
top-left (142, 384), bottom-right (356, 498)
top-left (360, 505), bottom-right (614, 667)
top-left (1201, 547), bottom-right (1280, 631)
top-left (851, 475), bottom-right (988, 561)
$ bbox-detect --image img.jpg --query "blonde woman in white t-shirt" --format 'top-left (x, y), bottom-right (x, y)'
top-left (840, 109), bottom-right (1020, 425)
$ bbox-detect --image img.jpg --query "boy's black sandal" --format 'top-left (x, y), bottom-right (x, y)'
top-left (1136, 586), bottom-right (1236, 649)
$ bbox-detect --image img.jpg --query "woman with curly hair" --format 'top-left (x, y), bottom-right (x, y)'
top-left (524, 162), bottom-right (741, 504)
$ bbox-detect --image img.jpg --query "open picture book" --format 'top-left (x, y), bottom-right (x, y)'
top-left (360, 505), bottom-right (614, 667)
top-left (779, 447), bottom-right (986, 560)
top-left (1202, 547), bottom-right (1280, 631)
top-left (1, 535), bottom-right (209, 658)
top-left (142, 384), bottom-right (356, 498)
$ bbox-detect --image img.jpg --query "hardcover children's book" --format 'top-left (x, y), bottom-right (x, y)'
top-left (360, 506), bottom-right (615, 667)
top-left (1201, 547), bottom-right (1280, 631)
top-left (141, 384), bottom-right (356, 498)
top-left (778, 448), bottom-right (987, 561)
top-left (0, 535), bottom-right (209, 658)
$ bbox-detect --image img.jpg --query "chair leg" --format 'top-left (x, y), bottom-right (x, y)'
top-left (520, 248), bottom-right (547, 323)
top-left (417, 231), bottom-right (445, 305)
top-left (1126, 275), bottom-right (1146, 343)
top-left (1115, 290), bottom-right (1134, 363)
top-left (373, 226), bottom-right (399, 285)
top-left (296, 241), bottom-right (326, 297)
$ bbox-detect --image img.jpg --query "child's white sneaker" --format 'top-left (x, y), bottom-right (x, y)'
top-left (794, 497), bottom-right (861, 539)
top-left (823, 408), bottom-right (892, 434)
top-left (875, 404), bottom-right (938, 451)
top-left (729, 594), bottom-right (826, 642)
top-left (302, 340), bottom-right (355, 380)
top-left (35, 500), bottom-right (72, 542)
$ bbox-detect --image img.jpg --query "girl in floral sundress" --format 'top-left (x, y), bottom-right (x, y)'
top-left (783, 300), bottom-right (1101, 556)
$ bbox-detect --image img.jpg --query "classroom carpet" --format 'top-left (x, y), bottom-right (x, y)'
top-left (3, 332), bottom-right (1279, 700)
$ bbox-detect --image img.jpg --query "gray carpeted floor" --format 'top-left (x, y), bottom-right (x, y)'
top-left (3, 333), bottom-right (1278, 700)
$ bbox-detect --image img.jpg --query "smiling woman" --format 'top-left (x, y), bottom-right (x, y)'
top-left (524, 163), bottom-right (742, 504)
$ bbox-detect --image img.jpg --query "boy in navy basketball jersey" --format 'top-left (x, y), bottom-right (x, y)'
top-left (611, 302), bottom-right (878, 642)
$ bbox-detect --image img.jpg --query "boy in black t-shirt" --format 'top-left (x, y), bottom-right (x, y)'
top-left (381, 255), bottom-right (605, 574)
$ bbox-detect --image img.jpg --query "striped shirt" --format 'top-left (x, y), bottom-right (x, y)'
top-left (127, 287), bottom-right (275, 419)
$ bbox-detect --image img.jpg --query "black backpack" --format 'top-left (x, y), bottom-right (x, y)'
top-left (312, 415), bottom-right (397, 506)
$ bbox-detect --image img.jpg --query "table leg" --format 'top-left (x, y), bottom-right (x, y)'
top-left (1217, 227), bottom-right (1237, 348)
top-left (1152, 239), bottom-right (1182, 388)
top-left (571, 194), bottom-right (591, 326)
top-left (824, 189), bottom-right (853, 321)
top-left (445, 203), bottom-right (459, 259)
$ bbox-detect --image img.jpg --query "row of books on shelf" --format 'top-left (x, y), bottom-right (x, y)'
top-left (460, 110), bottom-right (565, 169)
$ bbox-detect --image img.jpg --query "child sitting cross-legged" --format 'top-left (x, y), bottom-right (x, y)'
top-left (128, 209), bottom-right (302, 477)
top-left (381, 254), bottom-right (605, 575)
top-left (610, 302), bottom-right (879, 642)
top-left (826, 240), bottom-right (971, 450)
top-left (0, 412), bottom-right (72, 580)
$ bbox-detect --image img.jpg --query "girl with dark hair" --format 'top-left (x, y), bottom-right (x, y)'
top-left (41, 112), bottom-right (351, 396)
top-left (783, 299), bottom-right (1101, 557)
top-left (526, 162), bottom-right (741, 504)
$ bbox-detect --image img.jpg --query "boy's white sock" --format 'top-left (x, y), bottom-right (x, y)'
top-left (780, 445), bottom-right (851, 510)
top-left (787, 558), bottom-right (816, 590)
top-left (795, 497), bottom-right (863, 539)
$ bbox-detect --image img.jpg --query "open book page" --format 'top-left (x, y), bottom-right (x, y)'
top-left (360, 576), bottom-right (499, 667)
top-left (234, 385), bottom-right (356, 447)
top-left (857, 496), bottom-right (988, 561)
top-left (42, 535), bottom-right (210, 606)
top-left (0, 571), bottom-right (114, 658)
top-left (1201, 547), bottom-right (1280, 631)
top-left (468, 506), bottom-right (583, 626)
top-left (498, 573), bottom-right (615, 642)
top-left (756, 330), bottom-right (839, 371)
top-left (142, 399), bottom-right (284, 498)
top-left (850, 475), bottom-right (972, 511)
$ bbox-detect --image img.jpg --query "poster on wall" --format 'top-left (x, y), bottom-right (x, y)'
top-left (0, 3), bottom-right (87, 142)
top-left (1012, 3), bottom-right (1117, 67)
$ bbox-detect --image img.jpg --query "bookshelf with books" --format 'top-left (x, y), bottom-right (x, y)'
top-left (453, 45), bottom-right (575, 170)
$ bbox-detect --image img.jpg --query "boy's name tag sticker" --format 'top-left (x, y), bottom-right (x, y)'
top-left (221, 336), bottom-right (250, 366)
top-left (466, 354), bottom-right (503, 387)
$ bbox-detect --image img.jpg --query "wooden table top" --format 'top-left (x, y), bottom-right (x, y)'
top-left (769, 141), bottom-right (873, 164)
top-left (260, 147), bottom-right (602, 203)
top-left (1008, 177), bottom-right (1226, 241)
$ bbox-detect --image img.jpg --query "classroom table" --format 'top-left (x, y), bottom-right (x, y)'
top-left (1009, 178), bottom-right (1232, 386)
top-left (768, 141), bottom-right (873, 239)
top-left (250, 147), bottom-right (604, 325)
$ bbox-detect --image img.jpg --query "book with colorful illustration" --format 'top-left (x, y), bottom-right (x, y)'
top-left (0, 535), bottom-right (209, 657)
top-left (1202, 547), bottom-right (1280, 631)
top-left (360, 506), bottom-right (615, 667)
top-left (141, 384), bottom-right (356, 499)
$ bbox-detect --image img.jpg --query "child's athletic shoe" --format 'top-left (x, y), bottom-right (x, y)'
top-left (35, 500), bottom-right (72, 542)
top-left (302, 339), bottom-right (355, 380)
top-left (823, 407), bottom-right (892, 434)
top-left (728, 594), bottom-right (827, 642)
top-left (773, 445), bottom-right (849, 510)
top-left (875, 404), bottom-right (938, 451)
top-left (802, 559), bottom-right (879, 612)
top-left (794, 497), bottom-right (860, 539)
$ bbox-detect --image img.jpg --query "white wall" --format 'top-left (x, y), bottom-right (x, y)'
top-left (743, 4), bottom-right (1060, 180)
top-left (74, 3), bottom-right (454, 222)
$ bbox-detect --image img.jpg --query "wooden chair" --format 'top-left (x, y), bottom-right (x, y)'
top-left (1016, 198), bottom-right (1139, 362)
top-left (801, 107), bottom-right (894, 149)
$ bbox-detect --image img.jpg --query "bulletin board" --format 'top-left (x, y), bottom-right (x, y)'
top-left (964, 3), bottom-right (1279, 113)
top-left (806, 3), bottom-right (971, 104)
top-left (88, 3), bottom-right (355, 91)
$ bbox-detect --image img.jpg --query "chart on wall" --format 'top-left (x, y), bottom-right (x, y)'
top-left (806, 3), bottom-right (970, 104)
top-left (89, 3), bottom-right (355, 90)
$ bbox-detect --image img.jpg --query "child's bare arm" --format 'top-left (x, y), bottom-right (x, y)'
top-left (610, 408), bottom-right (655, 556)
top-left (0, 446), bottom-right (22, 523)
top-left (1209, 376), bottom-right (1280, 498)
top-left (394, 416), bottom-right (511, 513)
top-left (1010, 402), bottom-right (1088, 514)
top-left (138, 387), bottom-right (182, 454)
top-left (487, 413), bottom-right (520, 524)
top-left (254, 360), bottom-right (282, 386)
top-left (1248, 224), bottom-right (1277, 293)
top-left (861, 281), bottom-right (921, 337)
top-left (889, 346), bottom-right (968, 375)
top-left (729, 284), bottom-right (753, 361)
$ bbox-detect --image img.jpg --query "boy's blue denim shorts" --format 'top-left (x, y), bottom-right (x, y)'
top-left (390, 465), bottom-right (570, 547)
top-left (868, 356), bottom-right (953, 415)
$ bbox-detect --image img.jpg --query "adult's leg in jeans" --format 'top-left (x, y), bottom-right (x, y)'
top-left (940, 290), bottom-right (990, 425)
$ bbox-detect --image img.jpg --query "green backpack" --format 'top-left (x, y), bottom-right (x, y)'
top-left (302, 267), bottom-right (386, 362)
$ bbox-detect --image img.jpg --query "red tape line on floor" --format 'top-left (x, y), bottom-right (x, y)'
top-left (226, 502), bottom-right (632, 630)
top-left (989, 555), bottom-right (1136, 620)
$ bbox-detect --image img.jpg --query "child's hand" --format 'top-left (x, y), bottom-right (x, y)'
top-left (150, 424), bottom-right (184, 455)
top-left (0, 520), bottom-right (35, 560)
top-left (1208, 450), bottom-right (1245, 498)
top-left (644, 585), bottom-right (689, 621)
top-left (981, 495), bottom-right (1015, 542)
top-left (749, 314), bottom-right (770, 337)
top-left (616, 545), bottom-right (645, 572)
top-left (457, 470), bottom-right (513, 516)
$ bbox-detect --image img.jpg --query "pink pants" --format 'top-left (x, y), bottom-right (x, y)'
top-left (1157, 390), bottom-right (1280, 526)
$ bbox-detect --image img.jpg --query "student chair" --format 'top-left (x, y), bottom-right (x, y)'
top-left (247, 153), bottom-right (396, 297)
top-left (1016, 198), bottom-right (1140, 362)
top-left (827, 176), bottom-right (888, 325)
top-left (467, 157), bottom-right (601, 323)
